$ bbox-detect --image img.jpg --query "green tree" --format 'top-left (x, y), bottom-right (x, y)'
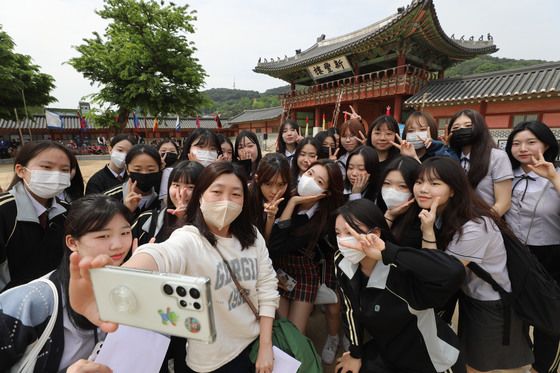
top-left (68, 0), bottom-right (206, 129)
top-left (0, 26), bottom-right (56, 120)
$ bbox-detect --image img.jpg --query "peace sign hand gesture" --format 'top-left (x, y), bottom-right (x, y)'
top-left (328, 146), bottom-right (340, 161)
top-left (357, 130), bottom-right (367, 145)
top-left (342, 105), bottom-right (362, 120)
top-left (340, 223), bottom-right (385, 261)
top-left (264, 192), bottom-right (285, 220)
top-left (528, 150), bottom-right (558, 181)
top-left (124, 180), bottom-right (142, 212)
top-left (392, 134), bottom-right (420, 162)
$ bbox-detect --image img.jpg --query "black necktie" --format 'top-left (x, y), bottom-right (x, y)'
top-left (513, 174), bottom-right (536, 201)
top-left (39, 211), bottom-right (48, 230)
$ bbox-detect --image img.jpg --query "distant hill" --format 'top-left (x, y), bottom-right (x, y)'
top-left (444, 55), bottom-right (551, 78)
top-left (200, 56), bottom-right (555, 119)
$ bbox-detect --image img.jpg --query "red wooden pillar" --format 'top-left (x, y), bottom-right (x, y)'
top-left (314, 107), bottom-right (321, 128)
top-left (397, 53), bottom-right (406, 74)
top-left (393, 95), bottom-right (402, 122)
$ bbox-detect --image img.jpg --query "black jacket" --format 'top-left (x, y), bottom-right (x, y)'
top-left (0, 183), bottom-right (68, 292)
top-left (336, 243), bottom-right (465, 373)
top-left (104, 182), bottom-right (160, 220)
top-left (85, 165), bottom-right (125, 195)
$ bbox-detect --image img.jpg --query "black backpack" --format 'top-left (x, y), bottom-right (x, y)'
top-left (468, 231), bottom-right (560, 344)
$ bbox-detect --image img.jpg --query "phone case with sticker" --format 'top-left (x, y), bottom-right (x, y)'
top-left (90, 266), bottom-right (216, 343)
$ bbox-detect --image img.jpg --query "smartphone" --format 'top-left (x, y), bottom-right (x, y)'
top-left (276, 269), bottom-right (297, 292)
top-left (90, 266), bottom-right (216, 343)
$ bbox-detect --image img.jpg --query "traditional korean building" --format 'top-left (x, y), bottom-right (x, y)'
top-left (227, 106), bottom-right (283, 152)
top-left (0, 113), bottom-right (233, 151)
top-left (405, 62), bottom-right (560, 142)
top-left (254, 0), bottom-right (498, 128)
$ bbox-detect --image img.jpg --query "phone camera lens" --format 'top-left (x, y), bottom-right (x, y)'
top-left (189, 288), bottom-right (201, 299)
top-left (179, 300), bottom-right (187, 307)
top-left (176, 286), bottom-right (187, 297)
top-left (193, 302), bottom-right (201, 310)
top-left (163, 284), bottom-right (173, 295)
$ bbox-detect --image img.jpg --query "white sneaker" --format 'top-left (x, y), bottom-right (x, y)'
top-left (321, 334), bottom-right (339, 365)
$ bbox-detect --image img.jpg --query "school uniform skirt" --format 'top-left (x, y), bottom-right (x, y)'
top-left (275, 255), bottom-right (319, 303)
top-left (458, 295), bottom-right (533, 371)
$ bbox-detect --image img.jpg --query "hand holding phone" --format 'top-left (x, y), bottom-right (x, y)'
top-left (90, 266), bottom-right (216, 343)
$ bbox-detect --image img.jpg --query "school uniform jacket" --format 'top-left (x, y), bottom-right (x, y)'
top-left (85, 165), bottom-right (125, 195)
top-left (0, 183), bottom-right (68, 292)
top-left (131, 209), bottom-right (167, 245)
top-left (335, 243), bottom-right (465, 373)
top-left (103, 182), bottom-right (160, 219)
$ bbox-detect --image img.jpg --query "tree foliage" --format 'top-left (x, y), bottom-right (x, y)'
top-left (0, 26), bottom-right (56, 120)
top-left (68, 0), bottom-right (206, 128)
top-left (445, 55), bottom-right (550, 78)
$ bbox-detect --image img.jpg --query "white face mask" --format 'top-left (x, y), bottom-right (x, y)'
top-left (381, 187), bottom-right (412, 209)
top-left (337, 236), bottom-right (366, 264)
top-left (194, 150), bottom-right (218, 167)
top-left (406, 131), bottom-right (428, 150)
top-left (297, 174), bottom-right (325, 197)
top-left (199, 198), bottom-right (242, 230)
top-left (111, 150), bottom-right (126, 169)
top-left (24, 168), bottom-right (71, 199)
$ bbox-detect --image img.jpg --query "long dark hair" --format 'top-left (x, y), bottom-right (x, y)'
top-left (234, 130), bottom-right (262, 175)
top-left (181, 128), bottom-right (220, 161)
top-left (447, 109), bottom-right (496, 188)
top-left (185, 162), bottom-right (257, 249)
top-left (9, 140), bottom-right (74, 189)
top-left (314, 130), bottom-right (337, 159)
top-left (336, 199), bottom-right (395, 243)
top-left (65, 151), bottom-right (85, 201)
top-left (55, 195), bottom-right (132, 330)
top-left (377, 156), bottom-right (422, 244)
top-left (294, 159), bottom-right (344, 255)
top-left (418, 157), bottom-right (510, 249)
top-left (344, 145), bottom-right (379, 200)
top-left (276, 119), bottom-right (300, 154)
top-left (505, 120), bottom-right (559, 169)
top-left (248, 153), bottom-right (291, 235)
top-left (161, 161), bottom-right (204, 240)
top-left (291, 136), bottom-right (320, 187)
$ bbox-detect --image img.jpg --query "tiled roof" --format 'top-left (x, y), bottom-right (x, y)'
top-left (254, 0), bottom-right (496, 76)
top-left (405, 62), bottom-right (560, 106)
top-left (0, 114), bottom-right (229, 130)
top-left (228, 107), bottom-right (283, 124)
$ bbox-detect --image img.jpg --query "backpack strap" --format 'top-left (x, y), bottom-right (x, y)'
top-left (467, 262), bottom-right (512, 345)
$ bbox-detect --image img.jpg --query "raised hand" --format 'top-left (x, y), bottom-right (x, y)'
top-left (527, 150), bottom-right (558, 181)
top-left (418, 196), bottom-right (440, 236)
top-left (342, 105), bottom-right (362, 120)
top-left (328, 146), bottom-right (340, 161)
top-left (392, 134), bottom-right (420, 162)
top-left (341, 223), bottom-right (385, 261)
top-left (167, 186), bottom-right (189, 217)
top-left (385, 198), bottom-right (415, 221)
top-left (351, 173), bottom-right (370, 194)
top-left (357, 130), bottom-right (367, 145)
top-left (124, 180), bottom-right (142, 212)
top-left (264, 192), bottom-right (285, 220)
top-left (290, 193), bottom-right (326, 206)
top-left (69, 252), bottom-right (118, 333)
top-left (335, 352), bottom-right (362, 373)
top-left (422, 127), bottom-right (433, 149)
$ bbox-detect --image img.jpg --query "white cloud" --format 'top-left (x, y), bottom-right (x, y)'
top-left (1, 0), bottom-right (558, 108)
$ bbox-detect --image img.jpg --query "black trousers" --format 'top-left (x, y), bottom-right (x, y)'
top-left (529, 245), bottom-right (560, 373)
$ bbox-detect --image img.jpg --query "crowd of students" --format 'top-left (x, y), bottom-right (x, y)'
top-left (0, 107), bottom-right (559, 373)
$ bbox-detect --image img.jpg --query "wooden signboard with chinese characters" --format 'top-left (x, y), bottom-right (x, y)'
top-left (307, 56), bottom-right (351, 80)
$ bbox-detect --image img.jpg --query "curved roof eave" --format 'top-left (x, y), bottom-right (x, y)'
top-left (254, 0), bottom-right (497, 77)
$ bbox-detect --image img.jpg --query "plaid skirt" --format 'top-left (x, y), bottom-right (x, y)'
top-left (275, 255), bottom-right (319, 303)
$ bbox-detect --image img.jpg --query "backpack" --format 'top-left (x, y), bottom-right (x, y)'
top-left (468, 231), bottom-right (560, 344)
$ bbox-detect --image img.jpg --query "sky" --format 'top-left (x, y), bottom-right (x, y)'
top-left (1, 0), bottom-right (559, 108)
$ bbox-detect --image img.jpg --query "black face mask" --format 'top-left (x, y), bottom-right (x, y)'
top-left (318, 146), bottom-right (336, 159)
top-left (162, 152), bottom-right (178, 167)
top-left (129, 171), bottom-right (161, 193)
top-left (449, 128), bottom-right (474, 148)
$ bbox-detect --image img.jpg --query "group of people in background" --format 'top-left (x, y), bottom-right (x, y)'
top-left (0, 107), bottom-right (559, 373)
